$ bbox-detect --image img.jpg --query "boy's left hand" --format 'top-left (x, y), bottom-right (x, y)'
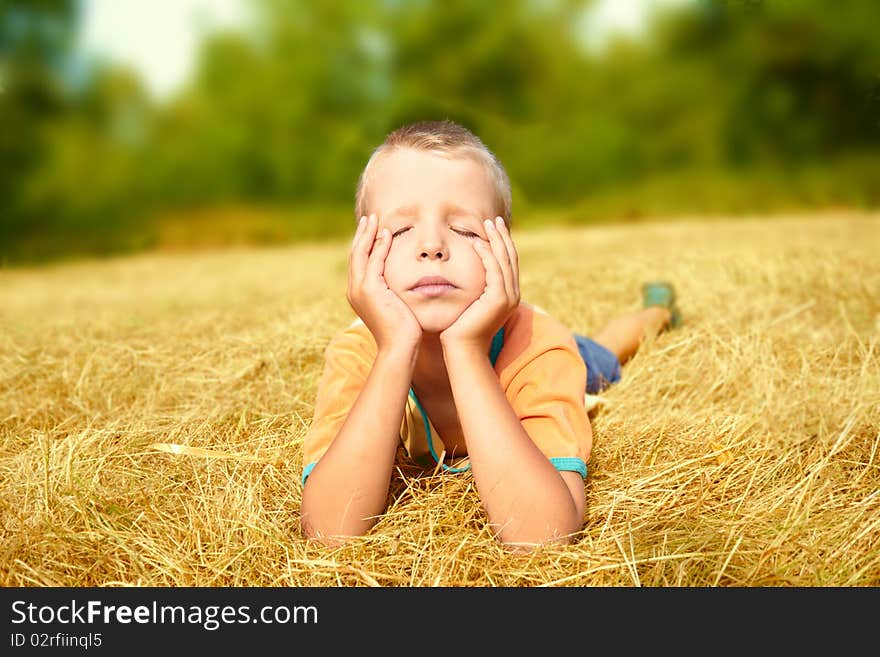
top-left (440, 216), bottom-right (520, 352)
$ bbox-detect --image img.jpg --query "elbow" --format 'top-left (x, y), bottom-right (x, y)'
top-left (495, 518), bottom-right (583, 553)
top-left (302, 530), bottom-right (357, 549)
top-left (299, 516), bottom-right (363, 548)
top-left (299, 507), bottom-right (376, 547)
top-left (499, 532), bottom-right (579, 554)
top-left (300, 486), bottom-right (382, 545)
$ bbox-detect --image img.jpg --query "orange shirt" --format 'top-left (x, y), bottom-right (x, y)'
top-left (301, 302), bottom-right (593, 484)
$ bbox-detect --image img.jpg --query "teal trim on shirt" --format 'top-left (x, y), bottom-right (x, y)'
top-left (489, 327), bottom-right (505, 365)
top-left (301, 461), bottom-right (316, 485)
top-left (409, 327), bottom-right (506, 474)
top-left (549, 457), bottom-right (588, 479)
top-left (410, 388), bottom-right (471, 473)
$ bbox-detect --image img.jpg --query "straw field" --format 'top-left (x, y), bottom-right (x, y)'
top-left (1, 212), bottom-right (878, 586)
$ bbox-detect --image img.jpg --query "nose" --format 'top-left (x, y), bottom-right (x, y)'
top-left (419, 246), bottom-right (447, 260)
top-left (417, 228), bottom-right (449, 261)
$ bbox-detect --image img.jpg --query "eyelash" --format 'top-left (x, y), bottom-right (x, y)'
top-left (391, 227), bottom-right (478, 239)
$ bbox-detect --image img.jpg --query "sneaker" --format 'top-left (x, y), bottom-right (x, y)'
top-left (642, 281), bottom-right (682, 329)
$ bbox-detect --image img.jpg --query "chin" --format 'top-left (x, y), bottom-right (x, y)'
top-left (412, 306), bottom-right (465, 335)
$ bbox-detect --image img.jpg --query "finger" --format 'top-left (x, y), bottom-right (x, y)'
top-left (473, 237), bottom-right (504, 296)
top-left (484, 218), bottom-right (514, 299)
top-left (349, 215), bottom-right (368, 286)
top-left (351, 214), bottom-right (378, 284)
top-left (367, 227), bottom-right (393, 282)
top-left (363, 213), bottom-right (380, 256)
top-left (350, 214), bottom-right (369, 265)
top-left (494, 216), bottom-right (520, 298)
top-left (351, 215), bottom-right (366, 248)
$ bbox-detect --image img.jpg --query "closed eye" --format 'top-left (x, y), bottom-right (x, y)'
top-left (390, 227), bottom-right (480, 238)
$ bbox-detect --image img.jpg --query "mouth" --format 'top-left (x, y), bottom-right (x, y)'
top-left (409, 275), bottom-right (457, 297)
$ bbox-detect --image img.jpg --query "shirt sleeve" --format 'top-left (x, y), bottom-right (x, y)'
top-left (300, 328), bottom-right (375, 485)
top-left (504, 333), bottom-right (593, 479)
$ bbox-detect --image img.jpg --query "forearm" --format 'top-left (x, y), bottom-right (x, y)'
top-left (442, 342), bottom-right (583, 547)
top-left (301, 345), bottom-right (417, 540)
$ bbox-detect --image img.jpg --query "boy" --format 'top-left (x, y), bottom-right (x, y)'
top-left (300, 120), bottom-right (680, 550)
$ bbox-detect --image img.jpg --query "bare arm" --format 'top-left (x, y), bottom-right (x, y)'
top-left (300, 343), bottom-right (417, 541)
top-left (436, 217), bottom-right (584, 549)
top-left (301, 214), bottom-right (423, 542)
top-left (442, 342), bottom-right (585, 550)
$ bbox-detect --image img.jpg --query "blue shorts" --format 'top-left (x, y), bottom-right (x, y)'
top-left (573, 334), bottom-right (621, 394)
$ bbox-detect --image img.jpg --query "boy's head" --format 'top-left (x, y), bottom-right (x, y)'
top-left (355, 120), bottom-right (512, 226)
top-left (354, 120), bottom-right (514, 335)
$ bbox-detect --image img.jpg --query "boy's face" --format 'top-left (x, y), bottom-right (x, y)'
top-left (365, 147), bottom-right (497, 335)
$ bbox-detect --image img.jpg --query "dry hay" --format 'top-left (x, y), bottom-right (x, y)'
top-left (1, 212), bottom-right (878, 587)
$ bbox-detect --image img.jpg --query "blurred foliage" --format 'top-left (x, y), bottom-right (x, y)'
top-left (1, 0), bottom-right (879, 265)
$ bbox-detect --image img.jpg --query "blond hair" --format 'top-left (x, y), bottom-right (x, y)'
top-left (354, 120), bottom-right (513, 227)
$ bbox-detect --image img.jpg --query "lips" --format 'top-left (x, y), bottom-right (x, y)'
top-left (409, 275), bottom-right (456, 290)
top-left (409, 275), bottom-right (458, 298)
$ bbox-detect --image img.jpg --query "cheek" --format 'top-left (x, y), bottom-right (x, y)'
top-left (382, 248), bottom-right (407, 289)
top-left (465, 248), bottom-right (487, 287)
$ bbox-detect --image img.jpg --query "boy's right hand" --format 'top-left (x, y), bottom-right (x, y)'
top-left (347, 213), bottom-right (423, 353)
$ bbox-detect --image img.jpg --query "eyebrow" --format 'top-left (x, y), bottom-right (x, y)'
top-left (388, 205), bottom-right (419, 217)
top-left (388, 204), bottom-right (482, 219)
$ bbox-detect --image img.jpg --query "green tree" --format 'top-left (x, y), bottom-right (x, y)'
top-left (0, 0), bottom-right (79, 255)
